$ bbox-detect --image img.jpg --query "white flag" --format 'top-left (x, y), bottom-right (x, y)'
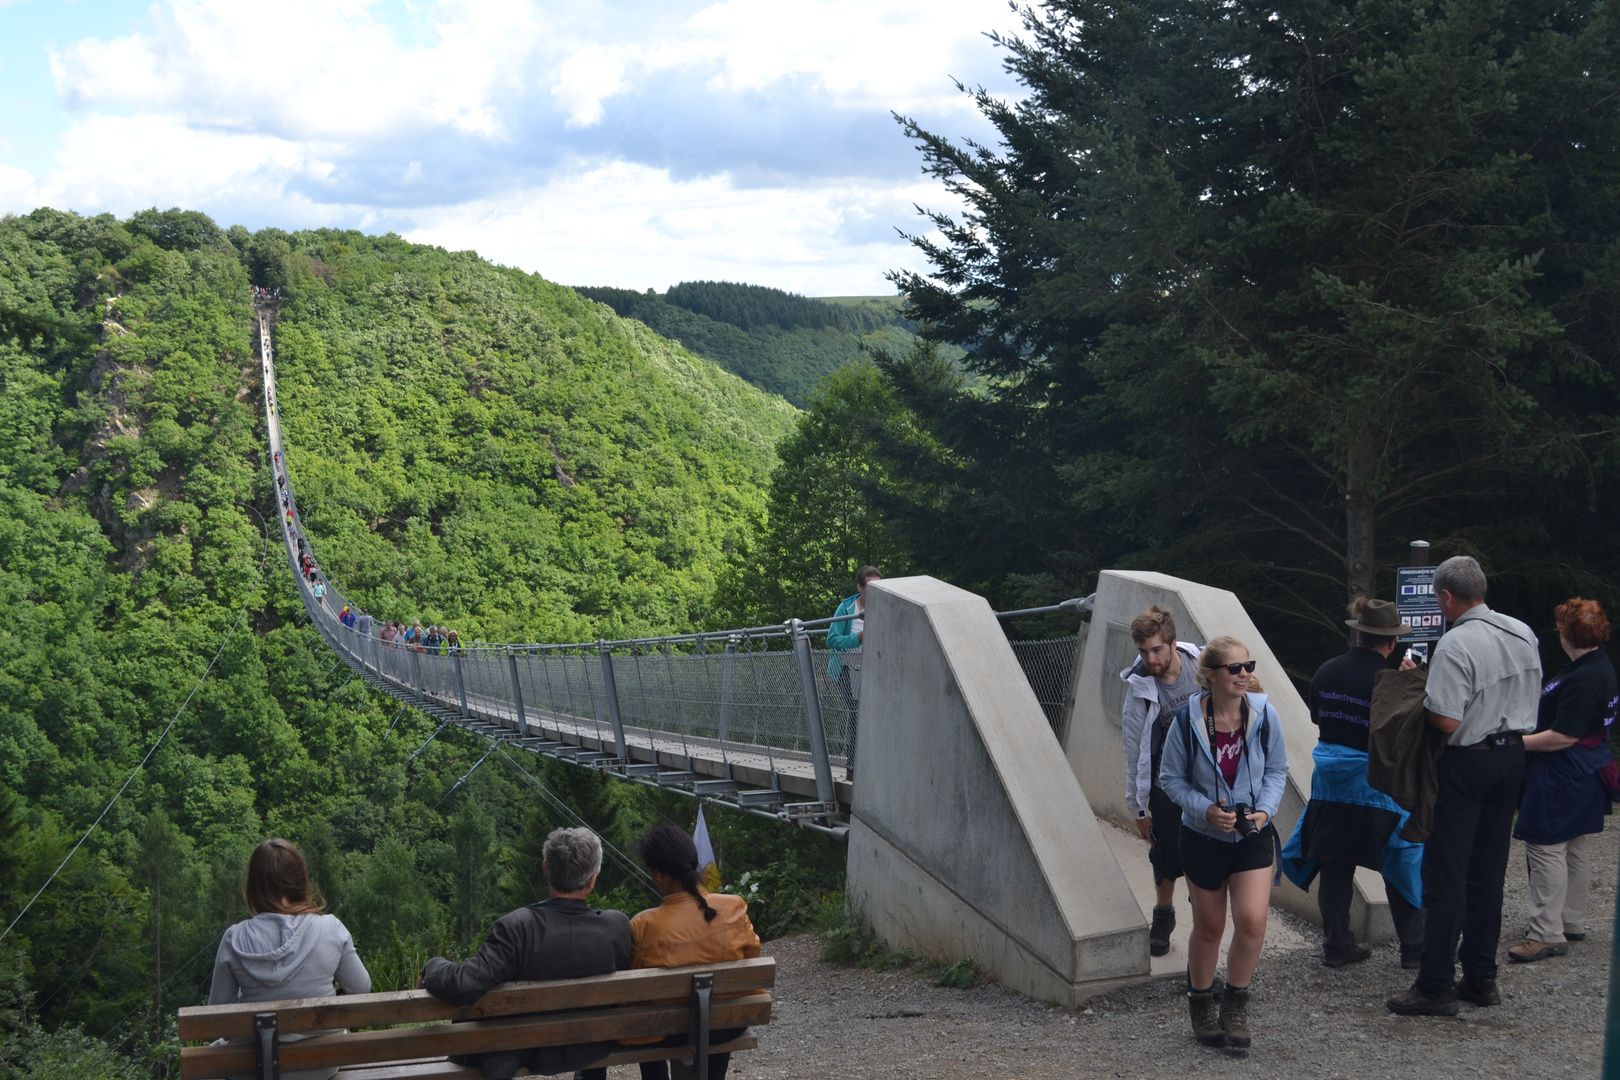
top-left (694, 806), bottom-right (720, 890)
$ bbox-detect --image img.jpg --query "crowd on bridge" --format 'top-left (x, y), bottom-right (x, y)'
top-left (252, 285), bottom-right (281, 301)
top-left (1122, 554), bottom-right (1614, 1049)
top-left (208, 823), bottom-right (758, 1080)
top-left (272, 450), bottom-right (467, 656)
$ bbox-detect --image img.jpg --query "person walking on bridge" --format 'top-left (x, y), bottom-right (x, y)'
top-left (1386, 556), bottom-right (1540, 1017)
top-left (1159, 637), bottom-right (1288, 1049)
top-left (827, 566), bottom-right (881, 782)
top-left (1281, 598), bottom-right (1425, 970)
top-left (1120, 605), bottom-right (1201, 957)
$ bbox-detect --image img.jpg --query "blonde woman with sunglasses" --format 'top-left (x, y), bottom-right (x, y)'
top-left (1158, 636), bottom-right (1288, 1050)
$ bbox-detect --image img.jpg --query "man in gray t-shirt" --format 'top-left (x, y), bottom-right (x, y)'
top-left (1388, 556), bottom-right (1541, 1018)
top-left (1120, 605), bottom-right (1202, 957)
top-left (1156, 659), bottom-right (1200, 725)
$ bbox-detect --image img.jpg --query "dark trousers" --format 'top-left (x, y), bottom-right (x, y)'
top-left (638, 1055), bottom-right (731, 1080)
top-left (636, 1028), bottom-right (745, 1080)
top-left (837, 667), bottom-right (859, 777)
top-left (1318, 860), bottom-right (1424, 960)
top-left (1415, 744), bottom-right (1525, 993)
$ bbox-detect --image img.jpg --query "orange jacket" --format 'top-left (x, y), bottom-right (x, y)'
top-left (629, 890), bottom-right (760, 970)
top-left (622, 890), bottom-right (761, 1045)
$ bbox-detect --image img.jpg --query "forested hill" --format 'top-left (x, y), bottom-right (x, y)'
top-left (0, 207), bottom-right (803, 1069)
top-left (574, 282), bottom-right (913, 406)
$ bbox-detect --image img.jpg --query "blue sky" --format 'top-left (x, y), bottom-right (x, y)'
top-left (0, 0), bottom-right (1023, 294)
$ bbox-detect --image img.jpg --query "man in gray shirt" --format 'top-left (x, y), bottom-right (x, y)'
top-left (1388, 556), bottom-right (1541, 1017)
top-left (1120, 605), bottom-right (1201, 956)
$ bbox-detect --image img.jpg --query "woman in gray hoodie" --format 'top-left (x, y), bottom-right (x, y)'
top-left (209, 838), bottom-right (371, 1080)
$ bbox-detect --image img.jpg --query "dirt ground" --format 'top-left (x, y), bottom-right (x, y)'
top-left (712, 834), bottom-right (1614, 1080)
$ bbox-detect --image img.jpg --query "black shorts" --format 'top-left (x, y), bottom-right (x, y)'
top-left (1147, 786), bottom-right (1184, 884)
top-left (1179, 824), bottom-right (1276, 891)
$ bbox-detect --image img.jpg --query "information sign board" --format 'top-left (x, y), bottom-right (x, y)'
top-left (1397, 566), bottom-right (1443, 643)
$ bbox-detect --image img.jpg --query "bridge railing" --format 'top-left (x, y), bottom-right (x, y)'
top-left (259, 310), bottom-right (1090, 820)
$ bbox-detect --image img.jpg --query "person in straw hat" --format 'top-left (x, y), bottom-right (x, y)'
top-left (1281, 597), bottom-right (1427, 970)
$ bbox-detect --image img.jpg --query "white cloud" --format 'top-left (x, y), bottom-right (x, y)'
top-left (674, 0), bottom-right (1005, 110)
top-left (11, 114), bottom-right (355, 223)
top-left (552, 45), bottom-right (634, 128)
top-left (49, 0), bottom-right (543, 142)
top-left (403, 160), bottom-right (951, 294)
top-left (10, 0), bottom-right (1017, 291)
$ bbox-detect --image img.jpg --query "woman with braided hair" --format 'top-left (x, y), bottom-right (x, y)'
top-left (628, 824), bottom-right (761, 1080)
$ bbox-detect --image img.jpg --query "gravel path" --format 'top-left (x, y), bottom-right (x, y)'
top-left (722, 834), bottom-right (1614, 1079)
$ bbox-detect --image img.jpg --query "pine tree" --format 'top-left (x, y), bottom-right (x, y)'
top-left (884, 0), bottom-right (1620, 654)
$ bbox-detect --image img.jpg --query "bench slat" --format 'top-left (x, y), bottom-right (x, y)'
top-left (333, 1036), bottom-right (759, 1080)
top-left (178, 957), bottom-right (775, 1040)
top-left (180, 992), bottom-right (771, 1079)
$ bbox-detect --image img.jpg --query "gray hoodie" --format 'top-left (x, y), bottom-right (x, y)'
top-left (209, 913), bottom-right (371, 1080)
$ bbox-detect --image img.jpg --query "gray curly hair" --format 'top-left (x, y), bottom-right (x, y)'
top-left (542, 827), bottom-right (603, 893)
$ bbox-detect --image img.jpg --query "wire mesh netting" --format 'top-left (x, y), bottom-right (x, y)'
top-left (1008, 636), bottom-right (1082, 737)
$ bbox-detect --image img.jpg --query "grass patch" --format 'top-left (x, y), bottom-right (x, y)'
top-left (934, 958), bottom-right (979, 989)
top-left (815, 894), bottom-right (917, 969)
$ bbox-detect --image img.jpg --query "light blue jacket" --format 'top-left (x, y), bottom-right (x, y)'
top-left (825, 593), bottom-right (861, 679)
top-left (1158, 691), bottom-right (1289, 844)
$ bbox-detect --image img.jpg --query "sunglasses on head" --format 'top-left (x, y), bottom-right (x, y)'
top-left (1208, 660), bottom-right (1257, 675)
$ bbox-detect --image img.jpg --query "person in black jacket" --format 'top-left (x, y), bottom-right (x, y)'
top-left (422, 827), bottom-right (631, 1080)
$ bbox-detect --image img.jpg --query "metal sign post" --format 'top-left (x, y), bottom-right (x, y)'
top-left (1397, 540), bottom-right (1442, 662)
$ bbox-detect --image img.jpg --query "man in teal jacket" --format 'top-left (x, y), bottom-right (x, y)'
top-left (827, 566), bottom-right (882, 781)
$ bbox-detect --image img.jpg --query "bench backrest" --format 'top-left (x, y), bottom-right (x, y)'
top-left (178, 957), bottom-right (774, 1080)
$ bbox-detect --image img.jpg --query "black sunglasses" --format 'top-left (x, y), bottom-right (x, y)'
top-left (1208, 660), bottom-right (1257, 675)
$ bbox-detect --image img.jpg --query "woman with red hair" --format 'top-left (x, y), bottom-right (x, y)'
top-left (1510, 598), bottom-right (1617, 963)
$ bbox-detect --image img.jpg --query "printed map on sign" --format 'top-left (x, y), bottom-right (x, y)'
top-left (1397, 566), bottom-right (1444, 643)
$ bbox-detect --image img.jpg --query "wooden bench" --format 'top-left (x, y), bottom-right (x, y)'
top-left (178, 957), bottom-right (774, 1080)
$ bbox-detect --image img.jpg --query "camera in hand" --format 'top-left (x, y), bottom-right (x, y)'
top-left (1230, 803), bottom-right (1256, 837)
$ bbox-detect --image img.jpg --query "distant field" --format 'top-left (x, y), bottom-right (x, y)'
top-left (814, 295), bottom-right (906, 308)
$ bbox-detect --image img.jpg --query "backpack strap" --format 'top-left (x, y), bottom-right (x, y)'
top-left (1181, 702), bottom-right (1195, 762)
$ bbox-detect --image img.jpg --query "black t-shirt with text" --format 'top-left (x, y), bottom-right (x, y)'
top-left (1309, 646), bottom-right (1397, 753)
top-left (1537, 648), bottom-right (1618, 740)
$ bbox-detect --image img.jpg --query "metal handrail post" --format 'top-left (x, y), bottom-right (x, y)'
top-left (718, 636), bottom-right (738, 779)
top-left (600, 641), bottom-right (628, 760)
top-left (454, 650), bottom-right (470, 717)
top-left (507, 648), bottom-right (528, 737)
top-left (791, 619), bottom-right (836, 804)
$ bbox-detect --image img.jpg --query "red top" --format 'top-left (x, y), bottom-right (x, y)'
top-left (1214, 728), bottom-right (1243, 788)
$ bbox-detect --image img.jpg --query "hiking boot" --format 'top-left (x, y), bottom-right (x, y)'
top-left (1324, 943), bottom-right (1372, 968)
top-left (1455, 976), bottom-right (1501, 1006)
top-left (1565, 930), bottom-right (1587, 942)
top-left (1400, 950), bottom-right (1422, 970)
top-left (1220, 985), bottom-right (1252, 1048)
top-left (1386, 986), bottom-right (1460, 1016)
top-left (1508, 939), bottom-right (1568, 963)
top-left (1149, 904), bottom-right (1176, 958)
top-left (1187, 986), bottom-right (1225, 1047)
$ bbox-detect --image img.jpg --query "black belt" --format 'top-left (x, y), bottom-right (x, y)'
top-left (1458, 732), bottom-right (1524, 751)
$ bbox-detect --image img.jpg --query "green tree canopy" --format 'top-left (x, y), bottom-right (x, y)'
top-left (880, 0), bottom-right (1620, 670)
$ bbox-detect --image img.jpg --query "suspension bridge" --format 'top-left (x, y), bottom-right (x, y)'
top-left (257, 306), bottom-right (1085, 841)
top-left (255, 300), bottom-right (1394, 1004)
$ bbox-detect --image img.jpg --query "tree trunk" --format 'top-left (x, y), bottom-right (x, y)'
top-left (1345, 448), bottom-right (1376, 601)
top-left (154, 877), bottom-right (162, 1041)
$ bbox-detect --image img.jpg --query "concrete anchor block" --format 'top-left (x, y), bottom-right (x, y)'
top-left (846, 576), bottom-right (1150, 1005)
